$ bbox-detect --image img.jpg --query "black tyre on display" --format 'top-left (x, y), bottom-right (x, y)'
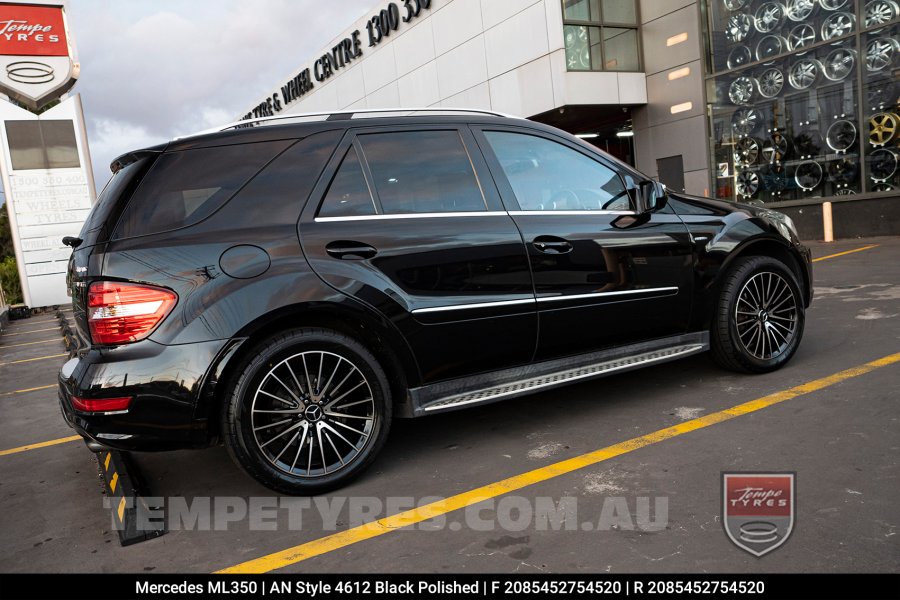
top-left (711, 256), bottom-right (805, 374)
top-left (222, 328), bottom-right (392, 495)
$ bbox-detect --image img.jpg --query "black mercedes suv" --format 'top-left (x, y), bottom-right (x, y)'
top-left (59, 109), bottom-right (812, 494)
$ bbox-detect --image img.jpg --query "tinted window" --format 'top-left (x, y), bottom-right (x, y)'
top-left (483, 131), bottom-right (632, 211)
top-left (357, 130), bottom-right (486, 214)
top-left (114, 140), bottom-right (291, 239)
top-left (318, 145), bottom-right (376, 217)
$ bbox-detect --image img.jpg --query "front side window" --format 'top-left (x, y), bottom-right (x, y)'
top-left (483, 131), bottom-right (632, 211)
top-left (562, 0), bottom-right (640, 72)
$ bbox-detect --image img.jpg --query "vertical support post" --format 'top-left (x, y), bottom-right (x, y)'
top-left (822, 201), bottom-right (834, 243)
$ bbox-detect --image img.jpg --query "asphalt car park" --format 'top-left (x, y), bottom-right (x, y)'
top-left (0, 236), bottom-right (898, 573)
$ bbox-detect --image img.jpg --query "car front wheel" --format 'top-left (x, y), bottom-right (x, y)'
top-left (711, 256), bottom-right (805, 373)
top-left (222, 328), bottom-right (391, 495)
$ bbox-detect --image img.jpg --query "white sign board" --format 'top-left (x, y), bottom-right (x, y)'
top-left (0, 93), bottom-right (95, 307)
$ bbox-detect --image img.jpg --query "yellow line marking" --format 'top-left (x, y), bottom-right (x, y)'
top-left (0, 338), bottom-right (62, 349)
top-left (218, 351), bottom-right (900, 574)
top-left (0, 384), bottom-right (56, 397)
top-left (0, 353), bottom-right (68, 367)
top-left (110, 472), bottom-right (119, 493)
top-left (117, 496), bottom-right (126, 521)
top-left (0, 435), bottom-right (81, 457)
top-left (104, 452), bottom-right (111, 471)
top-left (0, 327), bottom-right (60, 336)
top-left (813, 244), bottom-right (879, 262)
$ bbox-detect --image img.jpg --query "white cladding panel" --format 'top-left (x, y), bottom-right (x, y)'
top-left (241, 0), bottom-right (647, 120)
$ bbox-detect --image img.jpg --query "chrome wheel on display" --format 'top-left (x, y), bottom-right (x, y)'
top-left (724, 0), bottom-right (748, 10)
top-left (865, 37), bottom-right (899, 72)
top-left (827, 158), bottom-right (859, 184)
top-left (762, 133), bottom-right (791, 163)
top-left (787, 23), bottom-right (816, 50)
top-left (795, 160), bottom-right (824, 190)
top-left (732, 108), bottom-right (763, 136)
top-left (727, 45), bottom-right (752, 69)
top-left (864, 0), bottom-right (900, 27)
top-left (756, 35), bottom-right (787, 61)
top-left (250, 351), bottom-right (376, 478)
top-left (734, 272), bottom-right (799, 361)
top-left (758, 68), bottom-right (785, 98)
top-left (823, 47), bottom-right (856, 81)
top-left (826, 119), bottom-right (857, 151)
top-left (729, 76), bottom-right (757, 105)
top-left (789, 58), bottom-right (822, 89)
top-left (734, 137), bottom-right (761, 165)
top-left (737, 170), bottom-right (760, 197)
top-left (755, 2), bottom-right (787, 33)
top-left (869, 148), bottom-right (899, 180)
top-left (794, 131), bottom-right (823, 157)
top-left (873, 182), bottom-right (896, 191)
top-left (821, 12), bottom-right (856, 40)
top-left (820, 0), bottom-right (850, 9)
top-left (565, 27), bottom-right (590, 70)
top-left (786, 0), bottom-right (817, 21)
top-left (726, 13), bottom-right (753, 42)
top-left (869, 112), bottom-right (899, 146)
top-left (834, 188), bottom-right (856, 194)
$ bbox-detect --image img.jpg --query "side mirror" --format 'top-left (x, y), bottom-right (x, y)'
top-left (639, 180), bottom-right (668, 213)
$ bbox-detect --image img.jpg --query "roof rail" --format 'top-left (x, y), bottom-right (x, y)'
top-left (176, 107), bottom-right (517, 140)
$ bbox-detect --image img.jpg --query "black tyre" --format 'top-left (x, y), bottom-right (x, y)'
top-left (222, 328), bottom-right (391, 495)
top-left (711, 256), bottom-right (805, 373)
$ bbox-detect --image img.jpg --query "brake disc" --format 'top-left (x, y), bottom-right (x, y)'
top-left (868, 112), bottom-right (898, 146)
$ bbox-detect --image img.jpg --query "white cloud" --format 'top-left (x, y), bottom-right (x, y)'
top-left (66, 0), bottom-right (374, 188)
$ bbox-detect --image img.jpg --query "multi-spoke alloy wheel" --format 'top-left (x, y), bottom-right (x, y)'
top-left (729, 76), bottom-right (756, 105)
top-left (732, 108), bottom-right (763, 136)
top-left (223, 329), bottom-right (391, 494)
top-left (757, 68), bottom-right (784, 98)
top-left (823, 47), bottom-right (856, 81)
top-left (251, 351), bottom-right (376, 478)
top-left (787, 23), bottom-right (816, 50)
top-left (821, 12), bottom-right (856, 40)
top-left (734, 272), bottom-right (799, 361)
top-left (865, 37), bottom-right (898, 72)
top-left (788, 58), bottom-right (821, 89)
top-left (786, 0), bottom-right (817, 21)
top-left (711, 257), bottom-right (805, 373)
top-left (726, 13), bottom-right (753, 42)
top-left (755, 2), bottom-right (787, 33)
top-left (865, 0), bottom-right (899, 27)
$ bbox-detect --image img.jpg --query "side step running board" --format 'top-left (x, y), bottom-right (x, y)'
top-left (408, 333), bottom-right (708, 416)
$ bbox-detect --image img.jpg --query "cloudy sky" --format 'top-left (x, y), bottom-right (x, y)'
top-left (65, 0), bottom-right (374, 190)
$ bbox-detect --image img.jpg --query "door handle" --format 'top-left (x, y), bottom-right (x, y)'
top-left (325, 241), bottom-right (378, 260)
top-left (532, 236), bottom-right (573, 254)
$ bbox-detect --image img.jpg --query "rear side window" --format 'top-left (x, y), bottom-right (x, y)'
top-left (114, 140), bottom-right (290, 239)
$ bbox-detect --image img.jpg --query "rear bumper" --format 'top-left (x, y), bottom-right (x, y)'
top-left (58, 338), bottom-right (229, 451)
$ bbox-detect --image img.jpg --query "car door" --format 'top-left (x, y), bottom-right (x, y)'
top-left (472, 125), bottom-right (694, 361)
top-left (299, 125), bottom-right (537, 384)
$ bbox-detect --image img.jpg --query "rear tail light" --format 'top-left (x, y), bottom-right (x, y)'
top-left (71, 395), bottom-right (132, 413)
top-left (87, 281), bottom-right (177, 345)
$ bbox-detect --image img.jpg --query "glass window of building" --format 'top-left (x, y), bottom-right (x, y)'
top-left (705, 0), bottom-right (899, 205)
top-left (562, 0), bottom-right (640, 71)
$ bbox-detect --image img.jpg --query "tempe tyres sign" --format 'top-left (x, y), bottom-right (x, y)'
top-left (0, 1), bottom-right (94, 308)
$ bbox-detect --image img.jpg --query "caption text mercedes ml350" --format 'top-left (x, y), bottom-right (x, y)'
top-left (59, 109), bottom-right (812, 494)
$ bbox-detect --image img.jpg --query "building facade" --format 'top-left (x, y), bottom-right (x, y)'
top-left (241, 0), bottom-right (900, 239)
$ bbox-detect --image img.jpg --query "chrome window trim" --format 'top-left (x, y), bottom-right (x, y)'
top-left (508, 210), bottom-right (638, 216)
top-left (410, 287), bottom-right (679, 314)
top-left (315, 211), bottom-right (508, 223)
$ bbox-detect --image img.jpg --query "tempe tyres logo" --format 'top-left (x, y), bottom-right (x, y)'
top-left (722, 472), bottom-right (795, 557)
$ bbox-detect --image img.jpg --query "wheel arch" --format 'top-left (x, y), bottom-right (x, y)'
top-left (197, 300), bottom-right (420, 442)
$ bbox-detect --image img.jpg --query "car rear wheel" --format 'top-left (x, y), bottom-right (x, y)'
top-left (711, 256), bottom-right (805, 373)
top-left (222, 328), bottom-right (391, 495)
